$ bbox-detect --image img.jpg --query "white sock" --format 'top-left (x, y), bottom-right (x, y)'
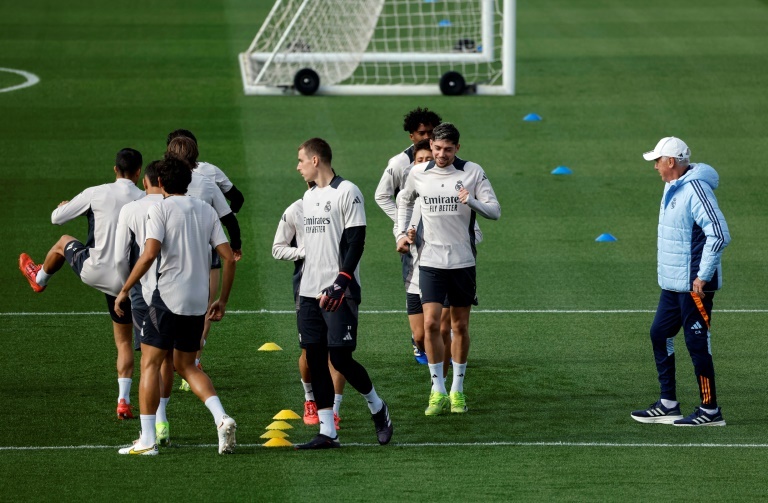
top-left (333, 394), bottom-right (343, 415)
top-left (451, 362), bottom-right (467, 393)
top-left (318, 409), bottom-right (336, 438)
top-left (302, 380), bottom-right (315, 401)
top-left (36, 268), bottom-right (52, 287)
top-left (117, 378), bottom-right (132, 403)
top-left (205, 395), bottom-right (226, 426)
top-left (429, 363), bottom-right (446, 394)
top-left (140, 415), bottom-right (156, 446)
top-left (660, 399), bottom-right (678, 409)
top-left (701, 406), bottom-right (719, 414)
top-left (156, 397), bottom-right (170, 423)
top-left (362, 387), bottom-right (383, 414)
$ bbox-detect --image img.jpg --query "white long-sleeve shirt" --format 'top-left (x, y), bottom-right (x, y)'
top-left (51, 178), bottom-right (144, 296)
top-left (396, 158), bottom-right (500, 269)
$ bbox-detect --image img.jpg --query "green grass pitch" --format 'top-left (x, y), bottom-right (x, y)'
top-left (2, 0), bottom-right (768, 500)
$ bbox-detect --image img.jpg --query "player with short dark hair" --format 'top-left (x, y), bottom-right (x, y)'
top-left (115, 160), bottom-right (176, 446)
top-left (294, 138), bottom-right (393, 449)
top-left (114, 155), bottom-right (238, 455)
top-left (19, 148), bottom-right (145, 420)
top-left (396, 122), bottom-right (501, 416)
top-left (375, 108), bottom-right (443, 363)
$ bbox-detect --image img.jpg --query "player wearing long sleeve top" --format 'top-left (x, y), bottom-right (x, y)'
top-left (395, 123), bottom-right (500, 417)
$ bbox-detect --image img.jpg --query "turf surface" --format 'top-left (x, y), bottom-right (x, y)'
top-left (2, 0), bottom-right (768, 500)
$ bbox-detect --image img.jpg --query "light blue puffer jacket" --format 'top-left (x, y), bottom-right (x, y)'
top-left (657, 163), bottom-right (730, 292)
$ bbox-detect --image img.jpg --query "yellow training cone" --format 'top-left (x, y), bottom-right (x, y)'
top-left (266, 420), bottom-right (293, 430)
top-left (261, 430), bottom-right (289, 439)
top-left (258, 342), bottom-right (283, 351)
top-left (263, 438), bottom-right (293, 447)
top-left (273, 409), bottom-right (301, 420)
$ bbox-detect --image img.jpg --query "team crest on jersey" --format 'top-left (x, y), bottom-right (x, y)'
top-left (670, 197), bottom-right (676, 209)
top-left (324, 201), bottom-right (331, 212)
top-left (455, 180), bottom-right (464, 191)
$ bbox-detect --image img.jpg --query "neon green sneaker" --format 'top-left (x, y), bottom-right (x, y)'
top-left (450, 391), bottom-right (468, 413)
top-left (424, 391), bottom-right (450, 416)
top-left (156, 421), bottom-right (171, 447)
top-left (179, 379), bottom-right (190, 391)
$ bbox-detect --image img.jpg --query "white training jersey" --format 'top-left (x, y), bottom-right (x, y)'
top-left (194, 161), bottom-right (234, 194)
top-left (299, 177), bottom-right (366, 300)
top-left (51, 178), bottom-right (144, 296)
top-left (187, 171), bottom-right (231, 218)
top-left (272, 199), bottom-right (304, 299)
top-left (397, 158), bottom-right (500, 270)
top-left (272, 199), bottom-right (304, 262)
top-left (146, 196), bottom-right (228, 315)
top-left (374, 144), bottom-right (415, 222)
top-left (115, 193), bottom-right (164, 305)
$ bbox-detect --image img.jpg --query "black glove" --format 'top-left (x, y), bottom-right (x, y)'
top-left (319, 272), bottom-right (352, 312)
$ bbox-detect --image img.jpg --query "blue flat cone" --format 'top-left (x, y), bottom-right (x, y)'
top-left (438, 19), bottom-right (452, 27)
top-left (523, 113), bottom-right (542, 121)
top-left (595, 233), bottom-right (617, 242)
top-left (551, 166), bottom-right (572, 175)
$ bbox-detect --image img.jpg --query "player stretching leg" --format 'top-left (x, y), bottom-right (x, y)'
top-left (19, 148), bottom-right (145, 420)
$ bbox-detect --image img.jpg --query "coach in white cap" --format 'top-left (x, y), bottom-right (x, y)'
top-left (631, 136), bottom-right (731, 427)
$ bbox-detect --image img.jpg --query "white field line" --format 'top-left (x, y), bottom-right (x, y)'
top-left (4, 441), bottom-right (768, 451)
top-left (1, 309), bottom-right (767, 316)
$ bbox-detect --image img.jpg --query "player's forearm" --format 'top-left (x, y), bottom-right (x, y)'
top-left (466, 197), bottom-right (501, 220)
top-left (121, 254), bottom-right (154, 294)
top-left (220, 212), bottom-right (242, 250)
top-left (375, 194), bottom-right (397, 222)
top-left (340, 225), bottom-right (365, 275)
top-left (219, 256), bottom-right (236, 304)
top-left (272, 244), bottom-right (303, 261)
top-left (223, 185), bottom-right (244, 214)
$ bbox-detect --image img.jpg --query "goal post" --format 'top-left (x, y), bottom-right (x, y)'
top-left (239, 0), bottom-right (516, 96)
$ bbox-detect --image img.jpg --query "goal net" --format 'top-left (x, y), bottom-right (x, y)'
top-left (239, 0), bottom-right (515, 96)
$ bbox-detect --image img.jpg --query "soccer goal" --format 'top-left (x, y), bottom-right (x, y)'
top-left (239, 0), bottom-right (516, 96)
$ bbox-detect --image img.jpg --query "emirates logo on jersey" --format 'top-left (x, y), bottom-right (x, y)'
top-left (324, 201), bottom-right (331, 212)
top-left (455, 180), bottom-right (464, 191)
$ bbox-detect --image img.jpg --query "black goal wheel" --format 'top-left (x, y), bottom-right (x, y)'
top-left (439, 71), bottom-right (466, 96)
top-left (294, 68), bottom-right (320, 95)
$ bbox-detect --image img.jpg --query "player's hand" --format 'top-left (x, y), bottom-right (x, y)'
top-left (458, 188), bottom-right (470, 204)
top-left (406, 227), bottom-right (416, 241)
top-left (692, 278), bottom-right (707, 298)
top-left (233, 249), bottom-right (242, 262)
top-left (207, 299), bottom-right (227, 321)
top-left (319, 272), bottom-right (352, 312)
top-left (114, 290), bottom-right (129, 318)
top-left (396, 235), bottom-right (412, 254)
top-left (58, 200), bottom-right (69, 207)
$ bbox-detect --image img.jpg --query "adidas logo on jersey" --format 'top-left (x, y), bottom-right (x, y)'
top-left (353, 196), bottom-right (361, 204)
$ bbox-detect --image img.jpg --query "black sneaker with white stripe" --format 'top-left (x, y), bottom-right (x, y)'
top-left (371, 400), bottom-right (393, 445)
top-left (674, 407), bottom-right (726, 427)
top-left (631, 400), bottom-right (683, 424)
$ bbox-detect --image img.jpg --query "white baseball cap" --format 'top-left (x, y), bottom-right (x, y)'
top-left (642, 137), bottom-right (691, 161)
